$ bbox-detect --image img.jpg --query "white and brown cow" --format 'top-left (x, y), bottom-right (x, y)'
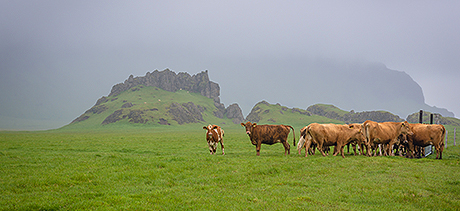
top-left (362, 120), bottom-right (413, 156)
top-left (203, 124), bottom-right (225, 155)
top-left (297, 123), bottom-right (365, 158)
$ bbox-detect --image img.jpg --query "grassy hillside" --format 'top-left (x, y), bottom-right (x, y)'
top-left (245, 101), bottom-right (343, 130)
top-left (60, 85), bottom-right (237, 131)
top-left (1, 129), bottom-right (459, 210)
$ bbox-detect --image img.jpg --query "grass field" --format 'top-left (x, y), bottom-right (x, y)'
top-left (1, 125), bottom-right (460, 210)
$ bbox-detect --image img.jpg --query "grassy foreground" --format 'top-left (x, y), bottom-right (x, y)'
top-left (1, 126), bottom-right (460, 210)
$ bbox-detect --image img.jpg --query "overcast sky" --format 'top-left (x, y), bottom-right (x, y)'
top-left (1, 1), bottom-right (459, 130)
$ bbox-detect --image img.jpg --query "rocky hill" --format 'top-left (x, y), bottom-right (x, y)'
top-left (244, 101), bottom-right (343, 127)
top-left (406, 111), bottom-right (460, 126)
top-left (306, 104), bottom-right (404, 123)
top-left (69, 69), bottom-right (244, 127)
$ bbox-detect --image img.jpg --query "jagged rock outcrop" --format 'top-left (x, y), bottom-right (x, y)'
top-left (109, 69), bottom-right (221, 104)
top-left (225, 103), bottom-right (245, 124)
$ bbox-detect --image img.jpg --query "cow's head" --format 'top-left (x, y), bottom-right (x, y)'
top-left (400, 121), bottom-right (414, 136)
top-left (241, 121), bottom-right (256, 136)
top-left (203, 124), bottom-right (215, 138)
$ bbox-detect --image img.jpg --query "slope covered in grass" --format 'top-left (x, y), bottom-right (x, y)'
top-left (61, 85), bottom-right (237, 131)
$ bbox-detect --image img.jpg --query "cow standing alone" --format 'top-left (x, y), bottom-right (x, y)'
top-left (241, 121), bottom-right (295, 156)
top-left (203, 124), bottom-right (225, 155)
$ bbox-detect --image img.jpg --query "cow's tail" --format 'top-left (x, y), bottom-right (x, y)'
top-left (287, 125), bottom-right (296, 146)
top-left (440, 124), bottom-right (446, 149)
top-left (362, 121), bottom-right (371, 156)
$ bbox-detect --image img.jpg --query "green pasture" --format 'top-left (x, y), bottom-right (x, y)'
top-left (1, 125), bottom-right (460, 210)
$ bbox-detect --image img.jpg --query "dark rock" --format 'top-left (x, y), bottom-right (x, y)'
top-left (168, 102), bottom-right (204, 125)
top-left (127, 110), bottom-right (148, 124)
top-left (95, 97), bottom-right (108, 106)
top-left (158, 118), bottom-right (170, 125)
top-left (87, 105), bottom-right (108, 114)
top-left (102, 109), bottom-right (124, 125)
top-left (225, 103), bottom-right (245, 124)
top-left (71, 115), bottom-right (90, 123)
top-left (121, 102), bottom-right (133, 108)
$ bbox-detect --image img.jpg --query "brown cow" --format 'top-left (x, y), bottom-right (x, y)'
top-left (363, 120), bottom-right (413, 156)
top-left (404, 123), bottom-right (445, 159)
top-left (203, 124), bottom-right (225, 155)
top-left (241, 121), bottom-right (295, 156)
top-left (297, 123), bottom-right (365, 158)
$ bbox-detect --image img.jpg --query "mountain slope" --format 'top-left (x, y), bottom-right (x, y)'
top-left (63, 85), bottom-right (242, 130)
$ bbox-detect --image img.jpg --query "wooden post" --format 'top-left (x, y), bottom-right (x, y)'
top-left (419, 110), bottom-right (423, 123)
top-left (430, 114), bottom-right (433, 124)
top-left (445, 130), bottom-right (448, 148)
top-left (454, 128), bottom-right (457, 146)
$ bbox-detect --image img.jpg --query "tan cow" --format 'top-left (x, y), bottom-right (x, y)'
top-left (404, 123), bottom-right (445, 159)
top-left (297, 123), bottom-right (365, 158)
top-left (363, 120), bottom-right (413, 156)
top-left (203, 124), bottom-right (225, 155)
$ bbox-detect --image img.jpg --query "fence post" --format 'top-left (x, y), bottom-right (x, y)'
top-left (454, 128), bottom-right (457, 146)
top-left (445, 130), bottom-right (448, 148)
top-left (419, 110), bottom-right (423, 123)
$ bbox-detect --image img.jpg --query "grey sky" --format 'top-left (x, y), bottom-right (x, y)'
top-left (1, 1), bottom-right (459, 130)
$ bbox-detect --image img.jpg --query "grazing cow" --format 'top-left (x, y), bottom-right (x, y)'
top-left (297, 123), bottom-right (365, 158)
top-left (203, 124), bottom-right (225, 155)
top-left (241, 121), bottom-right (295, 156)
top-left (404, 123), bottom-right (445, 159)
top-left (363, 120), bottom-right (413, 156)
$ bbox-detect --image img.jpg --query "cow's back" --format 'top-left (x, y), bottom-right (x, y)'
top-left (252, 124), bottom-right (290, 144)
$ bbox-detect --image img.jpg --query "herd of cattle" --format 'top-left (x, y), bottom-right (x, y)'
top-left (203, 120), bottom-right (446, 159)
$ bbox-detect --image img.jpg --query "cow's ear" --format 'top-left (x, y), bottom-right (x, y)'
top-left (240, 123), bottom-right (245, 127)
top-left (212, 125), bottom-right (218, 130)
top-left (253, 123), bottom-right (257, 127)
top-left (203, 126), bottom-right (207, 130)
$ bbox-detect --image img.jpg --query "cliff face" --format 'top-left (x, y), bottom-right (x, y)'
top-left (109, 69), bottom-right (221, 104)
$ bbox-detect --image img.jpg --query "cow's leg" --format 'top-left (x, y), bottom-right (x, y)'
top-left (317, 142), bottom-right (327, 156)
top-left (304, 139), bottom-right (312, 157)
top-left (256, 143), bottom-right (261, 156)
top-left (387, 139), bottom-right (397, 156)
top-left (220, 141), bottom-right (225, 155)
top-left (282, 141), bottom-right (290, 155)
